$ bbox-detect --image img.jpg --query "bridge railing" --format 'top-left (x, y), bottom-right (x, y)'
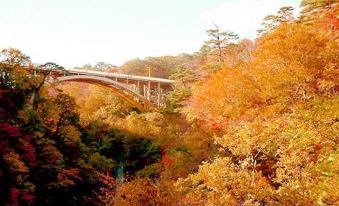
top-left (64, 68), bottom-right (175, 84)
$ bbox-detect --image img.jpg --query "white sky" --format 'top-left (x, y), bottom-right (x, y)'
top-left (0, 0), bottom-right (301, 67)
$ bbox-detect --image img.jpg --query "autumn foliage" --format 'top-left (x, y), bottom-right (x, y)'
top-left (1, 1), bottom-right (338, 206)
top-left (177, 2), bottom-right (338, 205)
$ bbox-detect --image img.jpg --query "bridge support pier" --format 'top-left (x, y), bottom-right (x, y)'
top-left (157, 82), bottom-right (161, 107)
top-left (147, 81), bottom-right (151, 101)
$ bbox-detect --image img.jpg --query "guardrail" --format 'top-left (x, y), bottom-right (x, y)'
top-left (62, 68), bottom-right (175, 84)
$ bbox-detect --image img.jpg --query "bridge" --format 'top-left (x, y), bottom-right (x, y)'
top-left (42, 68), bottom-right (175, 111)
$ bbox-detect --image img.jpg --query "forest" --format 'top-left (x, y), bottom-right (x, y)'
top-left (0, 0), bottom-right (338, 205)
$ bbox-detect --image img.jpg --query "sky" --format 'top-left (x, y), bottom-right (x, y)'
top-left (0, 0), bottom-right (301, 67)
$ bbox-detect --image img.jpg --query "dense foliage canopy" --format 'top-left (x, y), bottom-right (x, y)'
top-left (1, 1), bottom-right (338, 205)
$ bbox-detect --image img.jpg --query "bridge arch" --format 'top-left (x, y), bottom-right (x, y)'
top-left (56, 75), bottom-right (156, 111)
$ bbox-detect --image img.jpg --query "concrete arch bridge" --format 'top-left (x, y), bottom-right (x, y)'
top-left (44, 68), bottom-right (175, 111)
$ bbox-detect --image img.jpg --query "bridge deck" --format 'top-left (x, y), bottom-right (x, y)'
top-left (40, 67), bottom-right (174, 110)
top-left (65, 69), bottom-right (175, 84)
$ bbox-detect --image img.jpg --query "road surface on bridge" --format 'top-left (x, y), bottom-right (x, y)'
top-left (63, 68), bottom-right (175, 84)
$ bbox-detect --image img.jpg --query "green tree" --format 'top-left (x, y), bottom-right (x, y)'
top-left (164, 88), bottom-right (191, 113)
top-left (257, 6), bottom-right (295, 36)
top-left (204, 24), bottom-right (239, 64)
top-left (169, 66), bottom-right (197, 87)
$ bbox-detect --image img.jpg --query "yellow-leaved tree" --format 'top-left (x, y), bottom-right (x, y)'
top-left (178, 19), bottom-right (338, 206)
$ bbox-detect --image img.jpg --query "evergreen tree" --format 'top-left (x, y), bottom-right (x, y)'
top-left (204, 24), bottom-right (239, 64)
top-left (257, 6), bottom-right (295, 36)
